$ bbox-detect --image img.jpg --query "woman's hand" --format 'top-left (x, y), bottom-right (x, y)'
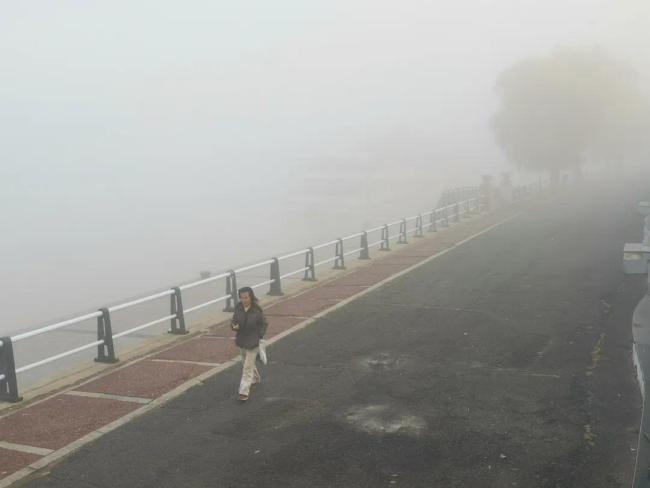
top-left (231, 321), bottom-right (239, 331)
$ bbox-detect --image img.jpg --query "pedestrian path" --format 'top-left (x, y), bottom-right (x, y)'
top-left (0, 203), bottom-right (518, 486)
top-left (7, 180), bottom-right (646, 488)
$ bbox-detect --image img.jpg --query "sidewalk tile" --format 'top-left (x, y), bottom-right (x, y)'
top-left (402, 241), bottom-right (454, 253)
top-left (0, 447), bottom-right (40, 479)
top-left (324, 264), bottom-right (409, 287)
top-left (296, 285), bottom-right (369, 301)
top-left (373, 255), bottom-right (426, 264)
top-left (76, 361), bottom-right (211, 399)
top-left (0, 395), bottom-right (140, 450)
top-left (152, 336), bottom-right (238, 363)
top-left (265, 297), bottom-right (340, 317)
top-left (206, 321), bottom-right (235, 337)
top-left (365, 263), bottom-right (412, 274)
top-left (325, 269), bottom-right (387, 287)
top-left (266, 316), bottom-right (304, 337)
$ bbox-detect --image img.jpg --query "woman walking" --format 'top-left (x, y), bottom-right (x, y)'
top-left (231, 286), bottom-right (268, 402)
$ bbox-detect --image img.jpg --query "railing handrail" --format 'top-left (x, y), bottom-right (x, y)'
top-left (11, 311), bottom-right (104, 343)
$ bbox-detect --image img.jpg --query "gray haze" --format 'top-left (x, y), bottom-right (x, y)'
top-left (1, 0), bottom-right (649, 334)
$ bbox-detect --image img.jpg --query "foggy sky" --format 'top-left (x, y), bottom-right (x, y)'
top-left (1, 0), bottom-right (649, 332)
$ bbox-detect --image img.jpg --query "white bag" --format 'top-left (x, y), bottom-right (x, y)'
top-left (258, 339), bottom-right (268, 365)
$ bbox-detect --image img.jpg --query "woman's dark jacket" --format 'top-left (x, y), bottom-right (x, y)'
top-left (231, 303), bottom-right (268, 350)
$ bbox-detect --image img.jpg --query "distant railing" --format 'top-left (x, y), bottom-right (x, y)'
top-left (437, 186), bottom-right (479, 207)
top-left (0, 179), bottom-right (544, 402)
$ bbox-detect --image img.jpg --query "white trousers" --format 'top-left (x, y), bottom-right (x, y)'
top-left (239, 347), bottom-right (260, 396)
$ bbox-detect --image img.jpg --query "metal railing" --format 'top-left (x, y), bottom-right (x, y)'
top-left (0, 180), bottom-right (544, 402)
top-left (437, 186), bottom-right (479, 207)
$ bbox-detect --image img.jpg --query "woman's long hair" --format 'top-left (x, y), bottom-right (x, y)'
top-left (238, 286), bottom-right (261, 309)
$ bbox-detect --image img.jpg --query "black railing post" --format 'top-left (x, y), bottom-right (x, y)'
top-left (429, 209), bottom-right (437, 232)
top-left (333, 238), bottom-right (346, 269)
top-left (0, 337), bottom-right (22, 402)
top-left (303, 247), bottom-right (316, 281)
top-left (454, 202), bottom-right (461, 222)
top-left (223, 270), bottom-right (238, 312)
top-left (398, 219), bottom-right (408, 244)
top-left (169, 287), bottom-right (188, 335)
top-left (95, 308), bottom-right (118, 363)
top-left (380, 224), bottom-right (390, 251)
top-left (359, 232), bottom-right (370, 259)
top-left (443, 205), bottom-right (449, 227)
top-left (415, 214), bottom-right (423, 237)
top-left (268, 258), bottom-right (283, 296)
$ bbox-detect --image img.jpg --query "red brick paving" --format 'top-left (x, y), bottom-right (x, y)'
top-left (410, 236), bottom-right (458, 248)
top-left (365, 263), bottom-right (412, 273)
top-left (373, 255), bottom-right (427, 264)
top-left (76, 360), bottom-right (211, 399)
top-left (265, 297), bottom-right (340, 317)
top-left (322, 264), bottom-right (410, 287)
top-left (206, 321), bottom-right (235, 337)
top-left (265, 316), bottom-right (305, 337)
top-left (0, 447), bottom-right (40, 478)
top-left (152, 336), bottom-right (238, 363)
top-left (324, 269), bottom-right (388, 287)
top-left (0, 396), bottom-right (140, 450)
top-left (296, 285), bottom-right (369, 301)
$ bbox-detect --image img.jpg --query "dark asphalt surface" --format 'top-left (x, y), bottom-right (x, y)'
top-left (20, 179), bottom-right (648, 488)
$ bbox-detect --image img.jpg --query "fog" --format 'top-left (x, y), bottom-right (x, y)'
top-left (1, 0), bottom-right (649, 334)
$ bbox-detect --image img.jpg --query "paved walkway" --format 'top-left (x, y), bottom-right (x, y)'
top-left (1, 180), bottom-right (647, 487)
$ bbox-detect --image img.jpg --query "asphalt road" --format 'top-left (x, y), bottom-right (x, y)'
top-left (20, 179), bottom-right (648, 488)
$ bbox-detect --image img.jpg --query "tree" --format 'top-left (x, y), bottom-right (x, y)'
top-left (491, 46), bottom-right (650, 183)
